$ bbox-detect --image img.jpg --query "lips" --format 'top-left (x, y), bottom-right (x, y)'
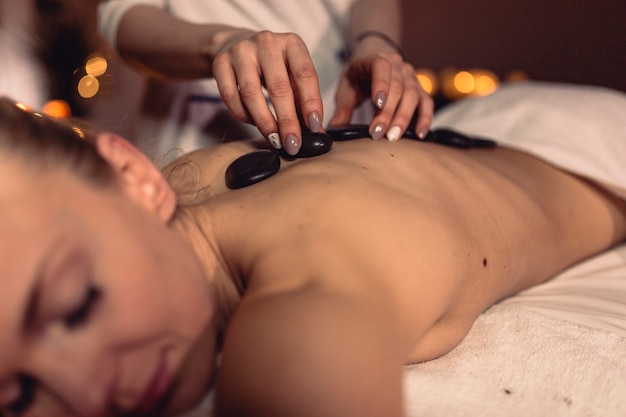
top-left (130, 352), bottom-right (173, 416)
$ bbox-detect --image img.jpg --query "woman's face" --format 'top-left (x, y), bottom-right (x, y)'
top-left (0, 154), bottom-right (216, 417)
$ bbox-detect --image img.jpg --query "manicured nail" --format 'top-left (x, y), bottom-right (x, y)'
top-left (386, 126), bottom-right (401, 142)
top-left (284, 134), bottom-right (301, 156)
top-left (417, 127), bottom-right (429, 140)
top-left (308, 112), bottom-right (322, 132)
top-left (370, 124), bottom-right (385, 141)
top-left (268, 132), bottom-right (281, 149)
top-left (374, 91), bottom-right (387, 109)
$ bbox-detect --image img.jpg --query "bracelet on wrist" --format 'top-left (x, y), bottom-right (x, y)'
top-left (352, 30), bottom-right (404, 58)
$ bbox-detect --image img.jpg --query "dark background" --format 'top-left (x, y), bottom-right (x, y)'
top-left (401, 0), bottom-right (625, 92)
top-left (27, 0), bottom-right (625, 133)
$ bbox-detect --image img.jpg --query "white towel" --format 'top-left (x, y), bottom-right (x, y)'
top-left (432, 81), bottom-right (626, 199)
top-left (404, 303), bottom-right (626, 417)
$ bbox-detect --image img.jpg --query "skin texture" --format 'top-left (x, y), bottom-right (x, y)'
top-left (113, 0), bottom-right (434, 154)
top-left (0, 138), bottom-right (218, 417)
top-left (1, 133), bottom-right (625, 417)
top-left (166, 137), bottom-right (626, 417)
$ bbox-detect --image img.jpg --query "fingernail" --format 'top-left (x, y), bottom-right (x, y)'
top-left (308, 112), bottom-right (322, 132)
top-left (417, 127), bottom-right (429, 140)
top-left (268, 132), bottom-right (282, 149)
top-left (374, 91), bottom-right (387, 109)
top-left (370, 124), bottom-right (385, 141)
top-left (284, 134), bottom-right (301, 156)
top-left (386, 126), bottom-right (401, 142)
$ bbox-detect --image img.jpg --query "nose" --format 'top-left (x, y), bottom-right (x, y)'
top-left (22, 327), bottom-right (116, 417)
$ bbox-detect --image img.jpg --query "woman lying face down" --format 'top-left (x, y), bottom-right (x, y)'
top-left (0, 96), bottom-right (625, 417)
top-left (0, 101), bottom-right (218, 417)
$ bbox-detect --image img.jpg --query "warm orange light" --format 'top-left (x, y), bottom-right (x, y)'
top-left (72, 126), bottom-right (86, 139)
top-left (78, 75), bottom-right (99, 98)
top-left (415, 68), bottom-right (438, 96)
top-left (453, 71), bottom-right (475, 94)
top-left (469, 69), bottom-right (499, 96)
top-left (15, 102), bottom-right (30, 112)
top-left (474, 75), bottom-right (497, 96)
top-left (42, 100), bottom-right (72, 118)
top-left (85, 55), bottom-right (108, 77)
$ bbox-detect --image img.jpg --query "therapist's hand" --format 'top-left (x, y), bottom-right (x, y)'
top-left (212, 30), bottom-right (324, 156)
top-left (328, 38), bottom-right (434, 142)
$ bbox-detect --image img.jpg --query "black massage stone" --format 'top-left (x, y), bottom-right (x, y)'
top-left (278, 131), bottom-right (333, 159)
top-left (297, 131), bottom-right (333, 157)
top-left (225, 132), bottom-right (333, 189)
top-left (225, 149), bottom-right (281, 189)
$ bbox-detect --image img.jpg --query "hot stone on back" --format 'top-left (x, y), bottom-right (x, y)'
top-left (225, 149), bottom-right (281, 189)
top-left (225, 131), bottom-right (333, 189)
top-left (297, 131), bottom-right (333, 157)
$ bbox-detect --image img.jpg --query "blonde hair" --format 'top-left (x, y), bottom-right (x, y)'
top-left (0, 97), bottom-right (113, 184)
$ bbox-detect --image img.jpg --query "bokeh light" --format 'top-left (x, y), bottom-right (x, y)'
top-left (470, 68), bottom-right (499, 96)
top-left (415, 68), bottom-right (438, 96)
top-left (453, 71), bottom-right (475, 95)
top-left (15, 102), bottom-right (30, 112)
top-left (72, 126), bottom-right (86, 139)
top-left (85, 55), bottom-right (108, 77)
top-left (42, 100), bottom-right (72, 118)
top-left (77, 75), bottom-right (100, 98)
top-left (74, 54), bottom-right (110, 100)
top-left (439, 67), bottom-right (505, 100)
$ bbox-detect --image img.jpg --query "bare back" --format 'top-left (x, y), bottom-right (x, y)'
top-left (163, 138), bottom-right (626, 417)
top-left (167, 138), bottom-right (626, 363)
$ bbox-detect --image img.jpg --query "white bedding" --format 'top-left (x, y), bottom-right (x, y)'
top-left (180, 82), bottom-right (626, 417)
top-left (431, 81), bottom-right (626, 199)
top-left (404, 243), bottom-right (626, 417)
top-left (405, 81), bottom-right (626, 416)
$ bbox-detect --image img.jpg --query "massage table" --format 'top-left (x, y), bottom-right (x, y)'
top-left (182, 81), bottom-right (626, 417)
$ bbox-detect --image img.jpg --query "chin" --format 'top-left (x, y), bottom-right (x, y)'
top-left (163, 321), bottom-right (218, 417)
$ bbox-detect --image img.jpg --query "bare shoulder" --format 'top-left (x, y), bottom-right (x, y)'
top-left (215, 284), bottom-right (406, 417)
top-left (161, 139), bottom-right (266, 202)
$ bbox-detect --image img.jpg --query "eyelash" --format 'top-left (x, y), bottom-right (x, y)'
top-left (64, 285), bottom-right (102, 329)
top-left (1, 287), bottom-right (101, 416)
top-left (4, 376), bottom-right (36, 416)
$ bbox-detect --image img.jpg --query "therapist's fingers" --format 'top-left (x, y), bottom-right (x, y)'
top-left (284, 38), bottom-right (324, 134)
top-left (213, 60), bottom-right (252, 125)
top-left (328, 52), bottom-right (401, 139)
top-left (341, 52), bottom-right (401, 140)
top-left (213, 35), bottom-right (279, 147)
top-left (412, 82), bottom-right (435, 140)
top-left (216, 31), bottom-right (321, 155)
top-left (328, 75), bottom-right (360, 127)
top-left (328, 53), bottom-right (381, 129)
top-left (258, 32), bottom-right (321, 155)
top-left (375, 58), bottom-right (434, 141)
top-left (368, 54), bottom-right (403, 140)
top-left (329, 44), bottom-right (435, 142)
top-left (383, 62), bottom-right (421, 142)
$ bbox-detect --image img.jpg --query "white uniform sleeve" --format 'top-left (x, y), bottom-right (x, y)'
top-left (97, 0), bottom-right (168, 52)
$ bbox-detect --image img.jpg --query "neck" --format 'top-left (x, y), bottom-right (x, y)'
top-left (170, 205), bottom-right (244, 340)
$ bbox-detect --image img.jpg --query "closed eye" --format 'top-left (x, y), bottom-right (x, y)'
top-left (4, 376), bottom-right (35, 416)
top-left (64, 285), bottom-right (101, 329)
